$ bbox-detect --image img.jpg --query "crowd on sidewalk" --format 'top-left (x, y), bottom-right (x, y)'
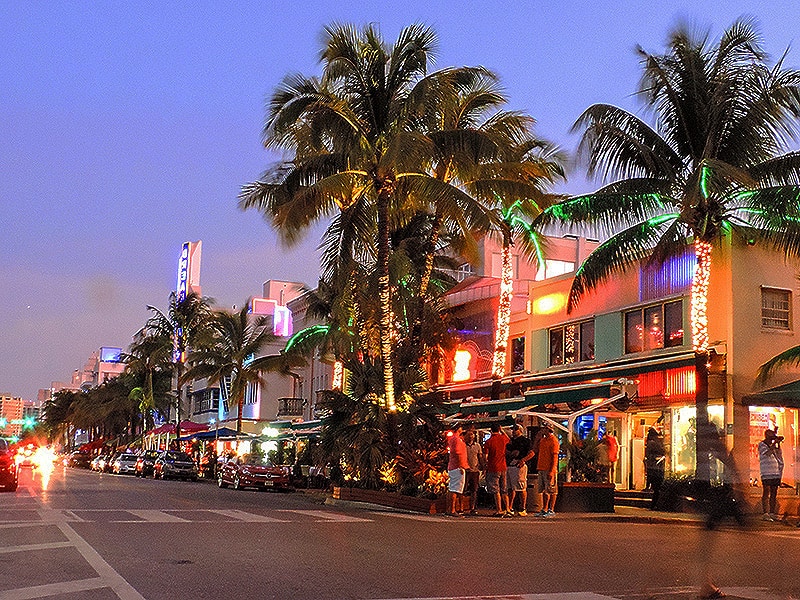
top-left (446, 421), bottom-right (560, 518)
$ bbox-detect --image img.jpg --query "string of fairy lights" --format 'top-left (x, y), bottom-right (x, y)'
top-left (690, 239), bottom-right (712, 353)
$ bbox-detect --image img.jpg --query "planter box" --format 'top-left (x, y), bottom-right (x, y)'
top-left (555, 482), bottom-right (615, 513)
top-left (333, 486), bottom-right (447, 514)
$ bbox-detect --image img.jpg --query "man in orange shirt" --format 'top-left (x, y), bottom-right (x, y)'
top-left (535, 422), bottom-right (560, 517)
top-left (483, 422), bottom-right (512, 517)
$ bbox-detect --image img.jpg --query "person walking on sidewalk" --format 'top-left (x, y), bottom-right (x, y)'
top-left (446, 424), bottom-right (469, 517)
top-left (483, 422), bottom-right (511, 517)
top-left (463, 425), bottom-right (484, 515)
top-left (758, 427), bottom-right (784, 521)
top-left (535, 423), bottom-right (559, 517)
top-left (506, 424), bottom-right (534, 516)
top-left (644, 426), bottom-right (666, 510)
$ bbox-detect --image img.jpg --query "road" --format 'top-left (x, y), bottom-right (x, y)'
top-left (0, 464), bottom-right (798, 600)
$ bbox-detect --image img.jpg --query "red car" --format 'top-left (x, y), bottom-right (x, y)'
top-left (217, 456), bottom-right (290, 491)
top-left (0, 439), bottom-right (18, 492)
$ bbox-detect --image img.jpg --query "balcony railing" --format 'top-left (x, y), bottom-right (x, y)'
top-left (276, 397), bottom-right (305, 418)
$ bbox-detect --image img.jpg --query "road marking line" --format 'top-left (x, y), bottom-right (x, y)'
top-left (0, 576), bottom-right (108, 600)
top-left (125, 510), bottom-right (190, 523)
top-left (0, 541), bottom-right (72, 554)
top-left (208, 509), bottom-right (288, 522)
top-left (0, 522), bottom-right (51, 530)
top-left (376, 594), bottom-right (619, 600)
top-left (56, 522), bottom-right (146, 600)
top-left (278, 509), bottom-right (372, 522)
top-left (36, 509), bottom-right (86, 523)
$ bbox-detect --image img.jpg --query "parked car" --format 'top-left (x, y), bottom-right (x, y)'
top-left (217, 455), bottom-right (291, 491)
top-left (91, 454), bottom-right (110, 472)
top-left (66, 451), bottom-right (92, 469)
top-left (135, 450), bottom-right (160, 477)
top-left (103, 453), bottom-right (119, 473)
top-left (153, 451), bottom-right (197, 481)
top-left (0, 439), bottom-right (18, 492)
top-left (112, 453), bottom-right (139, 475)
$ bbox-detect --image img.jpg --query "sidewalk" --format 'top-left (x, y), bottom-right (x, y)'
top-left (322, 493), bottom-right (800, 531)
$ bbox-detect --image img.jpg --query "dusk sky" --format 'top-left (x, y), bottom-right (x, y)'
top-left (2, 1), bottom-right (799, 402)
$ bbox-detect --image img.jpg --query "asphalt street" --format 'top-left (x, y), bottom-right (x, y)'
top-left (0, 465), bottom-right (798, 600)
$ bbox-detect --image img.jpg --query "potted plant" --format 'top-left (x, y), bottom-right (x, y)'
top-left (557, 430), bottom-right (615, 512)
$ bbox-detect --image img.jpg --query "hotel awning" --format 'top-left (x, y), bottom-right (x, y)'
top-left (742, 380), bottom-right (800, 409)
top-left (523, 381), bottom-right (614, 407)
top-left (458, 397), bottom-right (527, 416)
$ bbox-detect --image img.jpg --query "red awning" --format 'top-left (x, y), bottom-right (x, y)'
top-left (145, 420), bottom-right (209, 436)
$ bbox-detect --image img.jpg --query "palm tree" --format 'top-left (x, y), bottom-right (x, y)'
top-left (536, 19), bottom-right (800, 480)
top-left (240, 23), bottom-right (495, 411)
top-left (142, 292), bottom-right (213, 441)
top-left (182, 303), bottom-right (295, 434)
top-left (123, 331), bottom-right (174, 432)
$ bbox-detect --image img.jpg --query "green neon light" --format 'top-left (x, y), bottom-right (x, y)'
top-left (283, 325), bottom-right (329, 354)
top-left (700, 165), bottom-right (710, 199)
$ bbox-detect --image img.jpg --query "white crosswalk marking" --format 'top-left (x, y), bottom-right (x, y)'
top-left (37, 508), bottom-right (86, 522)
top-left (279, 509), bottom-right (372, 522)
top-left (125, 509), bottom-right (190, 523)
top-left (0, 541), bottom-right (72, 554)
top-left (208, 509), bottom-right (288, 522)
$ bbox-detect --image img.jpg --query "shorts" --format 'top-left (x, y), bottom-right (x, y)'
top-left (464, 470), bottom-right (480, 494)
top-left (762, 477), bottom-right (781, 488)
top-left (486, 470), bottom-right (507, 494)
top-left (448, 468), bottom-right (466, 494)
top-left (538, 470), bottom-right (557, 494)
top-left (507, 464), bottom-right (528, 491)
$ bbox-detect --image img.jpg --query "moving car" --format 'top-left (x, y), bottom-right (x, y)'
top-left (153, 451), bottom-right (197, 481)
top-left (15, 443), bottom-right (36, 468)
top-left (217, 455), bottom-right (291, 491)
top-left (135, 450), bottom-right (160, 477)
top-left (112, 453), bottom-right (139, 475)
top-left (0, 439), bottom-right (18, 492)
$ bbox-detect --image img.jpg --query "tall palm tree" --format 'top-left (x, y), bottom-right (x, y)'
top-left (142, 292), bottom-right (213, 441)
top-left (123, 331), bottom-right (174, 432)
top-left (536, 19), bottom-right (800, 480)
top-left (240, 23), bottom-right (494, 411)
top-left (182, 303), bottom-right (294, 434)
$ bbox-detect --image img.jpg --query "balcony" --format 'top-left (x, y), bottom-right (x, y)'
top-left (276, 397), bottom-right (305, 418)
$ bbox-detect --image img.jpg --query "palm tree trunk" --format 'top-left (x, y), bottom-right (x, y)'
top-left (691, 239), bottom-right (713, 482)
top-left (377, 187), bottom-right (396, 411)
top-left (419, 213), bottom-right (443, 298)
top-left (491, 233), bottom-right (513, 379)
top-left (236, 396), bottom-right (243, 435)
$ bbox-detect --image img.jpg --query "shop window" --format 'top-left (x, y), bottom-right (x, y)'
top-left (761, 287), bottom-right (791, 330)
top-left (511, 337), bottom-right (525, 373)
top-left (549, 319), bottom-right (594, 366)
top-left (625, 300), bottom-right (684, 354)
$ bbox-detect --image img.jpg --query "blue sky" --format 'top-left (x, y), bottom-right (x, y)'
top-left (2, 1), bottom-right (799, 401)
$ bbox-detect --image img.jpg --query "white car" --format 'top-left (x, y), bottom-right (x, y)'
top-left (112, 453), bottom-right (139, 475)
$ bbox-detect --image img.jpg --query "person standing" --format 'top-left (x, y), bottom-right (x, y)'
top-left (463, 425), bottom-right (484, 515)
top-left (535, 423), bottom-right (560, 517)
top-left (644, 426), bottom-right (666, 510)
top-left (604, 430), bottom-right (619, 483)
top-left (446, 424), bottom-right (469, 517)
top-left (758, 428), bottom-right (784, 521)
top-left (506, 424), bottom-right (534, 516)
top-left (483, 422), bottom-right (512, 517)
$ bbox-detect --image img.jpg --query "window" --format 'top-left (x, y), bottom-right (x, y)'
top-left (625, 300), bottom-right (684, 354)
top-left (549, 320), bottom-right (594, 366)
top-left (762, 287), bottom-right (791, 329)
top-left (535, 260), bottom-right (575, 281)
top-left (456, 263), bottom-right (475, 282)
top-left (511, 337), bottom-right (525, 373)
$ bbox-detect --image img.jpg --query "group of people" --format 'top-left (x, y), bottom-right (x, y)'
top-left (446, 421), bottom-right (560, 518)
